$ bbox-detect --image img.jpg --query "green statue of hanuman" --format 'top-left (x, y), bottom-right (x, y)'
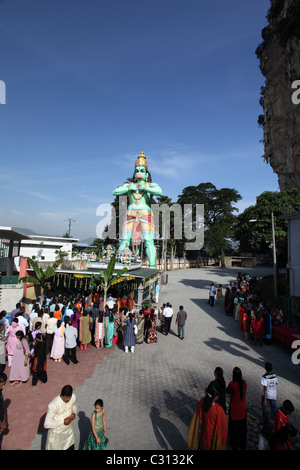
top-left (113, 151), bottom-right (162, 268)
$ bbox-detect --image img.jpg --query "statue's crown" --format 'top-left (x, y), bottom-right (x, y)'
top-left (135, 151), bottom-right (148, 171)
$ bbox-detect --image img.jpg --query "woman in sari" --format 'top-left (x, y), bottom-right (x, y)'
top-left (224, 289), bottom-right (232, 316)
top-left (127, 292), bottom-right (134, 312)
top-left (31, 333), bottom-right (47, 386)
top-left (50, 320), bottom-right (65, 362)
top-left (120, 295), bottom-right (127, 309)
top-left (145, 311), bottom-right (157, 344)
top-left (123, 313), bottom-right (136, 353)
top-left (135, 310), bottom-right (145, 344)
top-left (206, 367), bottom-right (227, 414)
top-left (79, 310), bottom-right (92, 350)
top-left (242, 310), bottom-right (251, 340)
top-left (113, 310), bottom-right (122, 345)
top-left (188, 385), bottom-right (228, 450)
top-left (9, 330), bottom-right (31, 387)
top-left (252, 310), bottom-right (264, 346)
top-left (216, 284), bottom-right (222, 304)
top-left (6, 319), bottom-right (23, 367)
top-left (72, 307), bottom-right (81, 333)
top-left (238, 303), bottom-right (245, 331)
top-left (94, 312), bottom-right (104, 348)
top-left (271, 306), bottom-right (283, 326)
top-left (104, 312), bottom-right (115, 348)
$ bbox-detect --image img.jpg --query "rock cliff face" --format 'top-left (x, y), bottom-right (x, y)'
top-left (256, 0), bottom-right (300, 193)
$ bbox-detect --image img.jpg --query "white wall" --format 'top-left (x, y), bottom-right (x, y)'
top-left (0, 283), bottom-right (24, 312)
top-left (20, 240), bottom-right (74, 262)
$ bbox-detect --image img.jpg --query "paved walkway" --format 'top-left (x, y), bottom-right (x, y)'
top-left (2, 267), bottom-right (300, 451)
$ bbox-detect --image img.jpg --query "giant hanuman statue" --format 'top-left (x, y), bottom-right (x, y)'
top-left (256, 0), bottom-right (300, 195)
top-left (113, 152), bottom-right (162, 268)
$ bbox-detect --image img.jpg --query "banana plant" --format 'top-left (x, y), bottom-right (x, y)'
top-left (19, 257), bottom-right (63, 305)
top-left (88, 255), bottom-right (127, 308)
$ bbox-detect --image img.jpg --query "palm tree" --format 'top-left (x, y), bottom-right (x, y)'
top-left (88, 255), bottom-right (128, 307)
top-left (19, 257), bottom-right (63, 305)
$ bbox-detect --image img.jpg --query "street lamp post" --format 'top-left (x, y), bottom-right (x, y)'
top-left (271, 211), bottom-right (278, 301)
top-left (249, 211), bottom-right (277, 301)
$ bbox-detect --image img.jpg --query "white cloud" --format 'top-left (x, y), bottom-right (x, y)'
top-left (149, 148), bottom-right (205, 179)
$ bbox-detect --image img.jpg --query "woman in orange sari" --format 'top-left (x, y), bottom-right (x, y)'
top-left (188, 386), bottom-right (228, 450)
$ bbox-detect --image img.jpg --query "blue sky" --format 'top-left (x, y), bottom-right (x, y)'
top-left (0, 0), bottom-right (278, 241)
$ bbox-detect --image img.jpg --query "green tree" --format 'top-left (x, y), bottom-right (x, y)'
top-left (19, 257), bottom-right (63, 305)
top-left (177, 182), bottom-right (242, 266)
top-left (88, 255), bottom-right (127, 307)
top-left (233, 188), bottom-right (300, 256)
top-left (89, 239), bottom-right (105, 259)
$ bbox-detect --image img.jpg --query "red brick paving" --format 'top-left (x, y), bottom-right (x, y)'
top-left (1, 345), bottom-right (112, 450)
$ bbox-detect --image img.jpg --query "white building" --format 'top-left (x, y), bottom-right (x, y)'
top-left (281, 211), bottom-right (300, 320)
top-left (0, 227), bottom-right (79, 276)
top-left (19, 235), bottom-right (79, 262)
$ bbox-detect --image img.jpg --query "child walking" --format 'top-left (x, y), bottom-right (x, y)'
top-left (83, 399), bottom-right (108, 450)
top-left (261, 362), bottom-right (278, 427)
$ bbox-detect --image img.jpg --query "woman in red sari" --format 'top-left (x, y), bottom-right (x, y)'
top-left (238, 303), bottom-right (245, 331)
top-left (242, 310), bottom-right (251, 340)
top-left (188, 386), bottom-right (228, 450)
top-left (252, 310), bottom-right (264, 346)
top-left (120, 295), bottom-right (127, 309)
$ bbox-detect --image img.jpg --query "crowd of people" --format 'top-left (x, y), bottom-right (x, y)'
top-left (0, 286), bottom-right (188, 389)
top-left (209, 272), bottom-right (286, 345)
top-left (0, 270), bottom-right (297, 451)
top-left (188, 364), bottom-right (297, 451)
top-left (194, 272), bottom-right (297, 450)
top-left (0, 286), bottom-right (189, 450)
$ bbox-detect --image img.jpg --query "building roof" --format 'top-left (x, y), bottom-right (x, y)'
top-left (124, 268), bottom-right (161, 278)
top-left (0, 226), bottom-right (32, 241)
top-left (51, 267), bottom-right (161, 279)
top-left (279, 211), bottom-right (300, 220)
top-left (28, 235), bottom-right (79, 243)
top-left (73, 243), bottom-right (96, 249)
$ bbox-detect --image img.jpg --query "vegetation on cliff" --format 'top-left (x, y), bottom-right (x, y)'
top-left (256, 0), bottom-right (300, 59)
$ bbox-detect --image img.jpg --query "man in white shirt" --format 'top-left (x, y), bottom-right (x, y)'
top-left (261, 361), bottom-right (278, 426)
top-left (16, 308), bottom-right (29, 335)
top-left (163, 303), bottom-right (173, 335)
top-left (44, 385), bottom-right (77, 450)
top-left (106, 295), bottom-right (116, 310)
top-left (209, 283), bottom-right (216, 307)
top-left (28, 301), bottom-right (35, 315)
top-left (45, 313), bottom-right (58, 355)
top-left (29, 309), bottom-right (39, 331)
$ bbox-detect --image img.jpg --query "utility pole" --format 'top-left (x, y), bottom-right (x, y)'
top-left (271, 211), bottom-right (277, 301)
top-left (65, 218), bottom-right (76, 238)
top-left (249, 212), bottom-right (277, 301)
